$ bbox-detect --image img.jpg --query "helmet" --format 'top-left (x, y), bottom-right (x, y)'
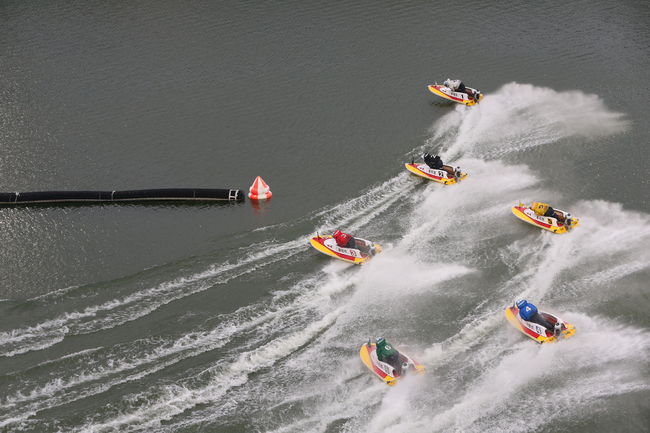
top-left (376, 337), bottom-right (385, 346)
top-left (333, 229), bottom-right (342, 237)
top-left (516, 299), bottom-right (527, 309)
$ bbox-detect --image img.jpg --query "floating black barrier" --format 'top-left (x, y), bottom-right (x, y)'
top-left (0, 188), bottom-right (244, 205)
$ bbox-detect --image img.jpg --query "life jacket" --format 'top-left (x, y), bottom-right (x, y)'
top-left (376, 339), bottom-right (398, 362)
top-left (445, 79), bottom-right (461, 91)
top-left (519, 303), bottom-right (538, 321)
top-left (333, 230), bottom-right (353, 247)
top-left (531, 202), bottom-right (550, 216)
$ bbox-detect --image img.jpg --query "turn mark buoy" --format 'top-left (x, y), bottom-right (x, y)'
top-left (248, 176), bottom-right (272, 200)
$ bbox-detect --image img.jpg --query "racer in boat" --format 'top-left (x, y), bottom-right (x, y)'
top-left (332, 230), bottom-right (374, 255)
top-left (531, 202), bottom-right (566, 222)
top-left (443, 78), bottom-right (463, 92)
top-left (376, 337), bottom-right (404, 375)
top-left (424, 153), bottom-right (443, 169)
top-left (444, 78), bottom-right (476, 100)
top-left (333, 229), bottom-right (355, 248)
top-left (516, 299), bottom-right (556, 333)
top-left (423, 154), bottom-right (462, 179)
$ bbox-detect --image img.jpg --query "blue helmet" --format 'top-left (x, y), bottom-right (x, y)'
top-left (516, 299), bottom-right (528, 309)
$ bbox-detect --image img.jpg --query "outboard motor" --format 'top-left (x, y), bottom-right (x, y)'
top-left (454, 167), bottom-right (462, 180)
top-left (554, 321), bottom-right (563, 337)
top-left (564, 212), bottom-right (573, 230)
top-left (474, 90), bottom-right (481, 102)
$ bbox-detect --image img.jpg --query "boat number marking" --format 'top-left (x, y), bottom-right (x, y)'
top-left (420, 166), bottom-right (447, 178)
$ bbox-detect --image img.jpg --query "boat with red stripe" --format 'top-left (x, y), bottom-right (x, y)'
top-left (427, 81), bottom-right (483, 106)
top-left (309, 234), bottom-right (381, 265)
top-left (512, 202), bottom-right (579, 234)
top-left (505, 303), bottom-right (576, 344)
top-left (405, 160), bottom-right (467, 185)
top-left (359, 340), bottom-right (425, 386)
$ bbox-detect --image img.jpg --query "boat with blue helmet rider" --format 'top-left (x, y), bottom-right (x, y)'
top-left (505, 300), bottom-right (576, 343)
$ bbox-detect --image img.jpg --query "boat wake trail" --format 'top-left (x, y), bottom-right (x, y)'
top-left (0, 239), bottom-right (304, 358)
top-left (430, 82), bottom-right (629, 160)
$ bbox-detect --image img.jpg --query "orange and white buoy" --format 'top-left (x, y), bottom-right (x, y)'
top-left (248, 176), bottom-right (272, 200)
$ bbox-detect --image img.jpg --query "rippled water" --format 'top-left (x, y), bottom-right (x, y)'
top-left (1, 1), bottom-right (648, 432)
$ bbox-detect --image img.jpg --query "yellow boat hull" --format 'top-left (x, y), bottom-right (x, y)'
top-left (309, 236), bottom-right (381, 265)
top-left (427, 84), bottom-right (484, 106)
top-left (360, 343), bottom-right (425, 386)
top-left (505, 306), bottom-right (576, 344)
top-left (405, 163), bottom-right (467, 185)
top-left (512, 205), bottom-right (579, 234)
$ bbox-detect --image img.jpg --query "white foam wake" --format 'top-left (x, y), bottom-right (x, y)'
top-left (430, 82), bottom-right (629, 160)
top-left (0, 238), bottom-right (304, 358)
top-left (419, 316), bottom-right (650, 433)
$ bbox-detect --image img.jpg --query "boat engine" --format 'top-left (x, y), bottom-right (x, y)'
top-left (554, 321), bottom-right (563, 336)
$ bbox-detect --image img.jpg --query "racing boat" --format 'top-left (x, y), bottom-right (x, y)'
top-left (505, 303), bottom-right (576, 343)
top-left (359, 341), bottom-right (425, 386)
top-left (309, 235), bottom-right (381, 265)
top-left (512, 202), bottom-right (579, 234)
top-left (405, 161), bottom-right (467, 185)
top-left (427, 82), bottom-right (484, 106)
